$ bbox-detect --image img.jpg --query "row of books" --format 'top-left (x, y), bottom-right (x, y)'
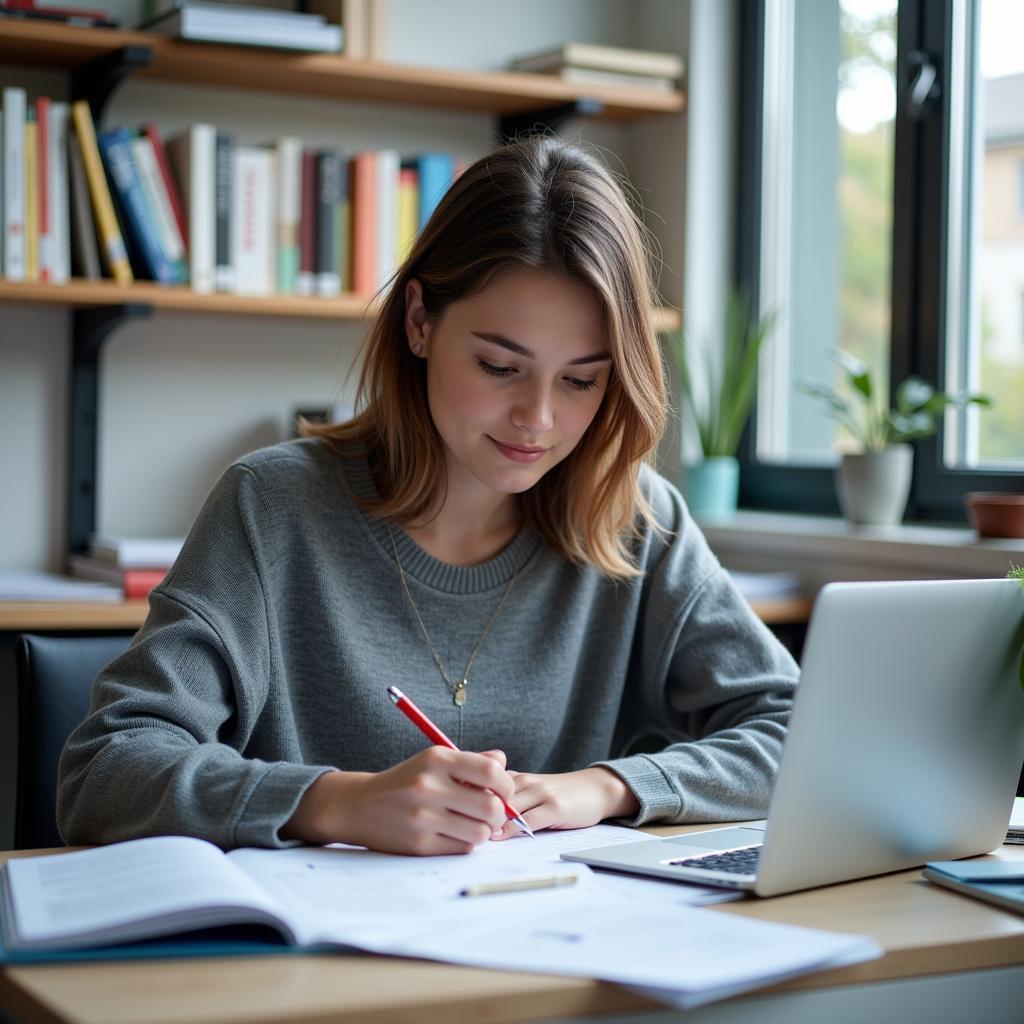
top-left (0, 0), bottom-right (118, 29)
top-left (1, 87), bottom-right (464, 296)
top-left (69, 534), bottom-right (185, 599)
top-left (141, 1), bottom-right (344, 54)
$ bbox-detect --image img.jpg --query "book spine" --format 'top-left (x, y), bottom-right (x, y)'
top-left (214, 131), bottom-right (234, 292)
top-left (36, 96), bottom-right (50, 282)
top-left (130, 135), bottom-right (188, 283)
top-left (67, 132), bottom-right (101, 280)
top-left (3, 87), bottom-right (26, 280)
top-left (349, 151), bottom-right (376, 295)
top-left (275, 136), bottom-right (302, 294)
top-left (340, 0), bottom-right (367, 58)
top-left (121, 569), bottom-right (165, 599)
top-left (417, 154), bottom-right (454, 231)
top-left (335, 157), bottom-right (350, 293)
top-left (315, 149), bottom-right (341, 297)
top-left (396, 165), bottom-right (417, 265)
top-left (71, 100), bottom-right (132, 285)
top-left (98, 126), bottom-right (176, 284)
top-left (0, 110), bottom-right (4, 274)
top-left (143, 122), bottom-right (188, 249)
top-left (297, 148), bottom-right (316, 296)
top-left (375, 148), bottom-right (399, 289)
top-left (167, 124), bottom-right (215, 293)
top-left (48, 101), bottom-right (71, 284)
top-left (24, 107), bottom-right (38, 281)
top-left (232, 146), bottom-right (275, 296)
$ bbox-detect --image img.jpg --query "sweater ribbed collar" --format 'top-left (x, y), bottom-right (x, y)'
top-left (340, 447), bottom-right (542, 595)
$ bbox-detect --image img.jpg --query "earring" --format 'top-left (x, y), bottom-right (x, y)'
top-left (412, 343), bottom-right (423, 355)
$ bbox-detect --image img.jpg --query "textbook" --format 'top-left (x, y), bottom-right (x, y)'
top-left (922, 859), bottom-right (1024, 917)
top-left (1, 837), bottom-right (342, 953)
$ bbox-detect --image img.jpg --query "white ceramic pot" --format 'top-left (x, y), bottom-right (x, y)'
top-left (835, 445), bottom-right (913, 526)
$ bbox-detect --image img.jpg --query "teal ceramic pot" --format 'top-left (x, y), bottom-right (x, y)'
top-left (684, 456), bottom-right (740, 519)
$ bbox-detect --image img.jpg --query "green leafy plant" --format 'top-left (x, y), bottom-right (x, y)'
top-left (1010, 563), bottom-right (1024, 691)
top-left (672, 291), bottom-right (778, 458)
top-left (799, 351), bottom-right (992, 453)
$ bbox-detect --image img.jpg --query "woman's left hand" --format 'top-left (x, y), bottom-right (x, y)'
top-left (490, 766), bottom-right (640, 840)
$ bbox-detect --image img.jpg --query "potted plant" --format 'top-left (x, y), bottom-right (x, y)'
top-left (1011, 563), bottom-right (1024, 691)
top-left (672, 290), bottom-right (777, 518)
top-left (800, 352), bottom-right (991, 526)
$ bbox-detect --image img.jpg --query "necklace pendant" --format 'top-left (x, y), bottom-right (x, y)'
top-left (453, 681), bottom-right (467, 707)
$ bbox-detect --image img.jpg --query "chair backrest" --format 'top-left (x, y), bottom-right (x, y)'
top-left (15, 633), bottom-right (131, 850)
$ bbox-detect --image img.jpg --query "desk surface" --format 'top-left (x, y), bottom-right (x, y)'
top-left (0, 596), bottom-right (813, 631)
top-left (2, 825), bottom-right (1022, 1024)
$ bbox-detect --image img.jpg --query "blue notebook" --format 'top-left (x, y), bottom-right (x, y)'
top-left (922, 860), bottom-right (1024, 917)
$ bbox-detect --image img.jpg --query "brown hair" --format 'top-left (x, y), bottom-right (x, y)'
top-left (306, 135), bottom-right (668, 578)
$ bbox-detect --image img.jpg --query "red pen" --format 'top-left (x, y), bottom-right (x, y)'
top-left (386, 685), bottom-right (534, 838)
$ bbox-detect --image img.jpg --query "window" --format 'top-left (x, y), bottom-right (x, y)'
top-left (738, 0), bottom-right (1024, 519)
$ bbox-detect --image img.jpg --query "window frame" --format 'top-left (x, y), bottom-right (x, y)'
top-left (736, 0), bottom-right (1024, 522)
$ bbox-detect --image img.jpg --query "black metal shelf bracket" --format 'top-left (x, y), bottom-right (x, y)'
top-left (69, 304), bottom-right (152, 558)
top-left (496, 98), bottom-right (605, 144)
top-left (70, 45), bottom-right (154, 124)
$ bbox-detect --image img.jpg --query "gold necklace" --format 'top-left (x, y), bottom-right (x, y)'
top-left (387, 523), bottom-right (519, 711)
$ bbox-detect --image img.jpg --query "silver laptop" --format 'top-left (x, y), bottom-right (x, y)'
top-left (563, 578), bottom-right (1024, 897)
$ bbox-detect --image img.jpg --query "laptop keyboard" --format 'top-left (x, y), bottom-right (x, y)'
top-left (669, 844), bottom-right (763, 874)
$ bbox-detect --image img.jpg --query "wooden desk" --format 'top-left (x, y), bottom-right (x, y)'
top-left (0, 597), bottom-right (813, 632)
top-left (2, 827), bottom-right (1021, 1024)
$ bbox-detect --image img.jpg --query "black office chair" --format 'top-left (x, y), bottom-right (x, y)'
top-left (14, 633), bottom-right (130, 850)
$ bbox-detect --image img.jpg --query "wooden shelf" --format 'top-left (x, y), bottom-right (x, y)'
top-left (0, 600), bottom-right (149, 631)
top-left (0, 279), bottom-right (381, 319)
top-left (0, 594), bottom-right (804, 632)
top-left (0, 22), bottom-right (685, 119)
top-left (0, 279), bottom-right (682, 330)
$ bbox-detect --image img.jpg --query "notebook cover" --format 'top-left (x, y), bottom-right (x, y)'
top-left (0, 903), bottom-right (335, 965)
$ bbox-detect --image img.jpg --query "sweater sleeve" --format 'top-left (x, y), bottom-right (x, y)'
top-left (56, 465), bottom-right (334, 849)
top-left (593, 477), bottom-right (799, 826)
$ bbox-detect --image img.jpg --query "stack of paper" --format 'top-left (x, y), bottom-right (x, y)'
top-left (0, 570), bottom-right (121, 603)
top-left (729, 570), bottom-right (803, 602)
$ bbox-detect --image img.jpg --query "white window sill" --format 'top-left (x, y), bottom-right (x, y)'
top-left (698, 510), bottom-right (1024, 590)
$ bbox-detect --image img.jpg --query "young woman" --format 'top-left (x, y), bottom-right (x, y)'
top-left (58, 135), bottom-right (798, 856)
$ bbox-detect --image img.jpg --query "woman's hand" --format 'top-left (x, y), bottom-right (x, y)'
top-left (281, 747), bottom-right (516, 855)
top-left (491, 766), bottom-right (640, 840)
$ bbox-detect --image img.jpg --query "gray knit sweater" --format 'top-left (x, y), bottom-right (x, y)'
top-left (57, 438), bottom-right (798, 849)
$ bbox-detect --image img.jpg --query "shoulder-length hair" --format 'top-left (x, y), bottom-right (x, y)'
top-left (305, 135), bottom-right (668, 578)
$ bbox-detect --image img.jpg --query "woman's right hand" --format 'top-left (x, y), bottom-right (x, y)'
top-left (281, 747), bottom-right (515, 855)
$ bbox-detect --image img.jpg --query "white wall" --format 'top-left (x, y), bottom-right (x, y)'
top-left (0, 0), bottom-right (693, 569)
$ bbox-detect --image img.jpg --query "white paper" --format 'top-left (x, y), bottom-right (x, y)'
top-left (382, 895), bottom-right (881, 1001)
top-left (228, 824), bottom-right (656, 945)
top-left (229, 823), bottom-right (879, 1004)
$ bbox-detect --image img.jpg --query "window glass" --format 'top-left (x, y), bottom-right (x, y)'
top-left (952, 0), bottom-right (1024, 467)
top-left (757, 0), bottom-right (897, 464)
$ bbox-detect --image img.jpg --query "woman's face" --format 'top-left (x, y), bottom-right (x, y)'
top-left (405, 267), bottom-right (612, 501)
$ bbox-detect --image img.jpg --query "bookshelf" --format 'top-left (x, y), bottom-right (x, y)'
top-left (0, 22), bottom-right (685, 120)
top-left (0, 19), bottom-right (686, 630)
